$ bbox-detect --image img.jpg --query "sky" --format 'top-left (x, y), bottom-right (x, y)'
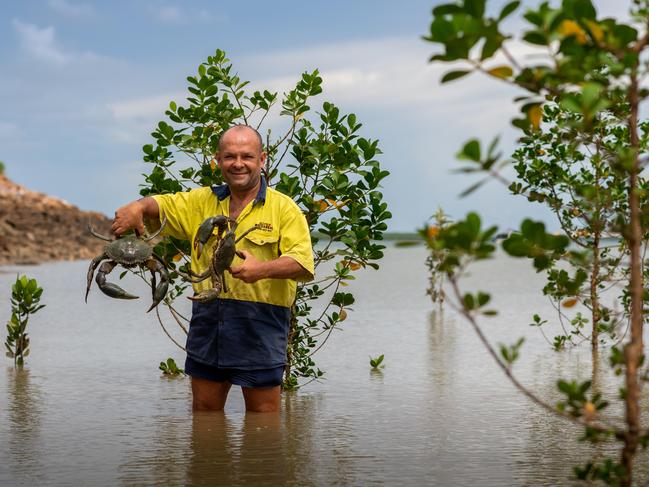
top-left (0, 0), bottom-right (628, 232)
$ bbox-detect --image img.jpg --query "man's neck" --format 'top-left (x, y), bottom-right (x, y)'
top-left (228, 181), bottom-right (260, 219)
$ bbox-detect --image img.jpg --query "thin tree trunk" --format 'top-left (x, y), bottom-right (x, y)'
top-left (620, 72), bottom-right (643, 487)
top-left (284, 305), bottom-right (298, 387)
top-left (590, 234), bottom-right (600, 350)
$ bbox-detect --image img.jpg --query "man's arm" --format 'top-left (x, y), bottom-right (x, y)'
top-left (111, 197), bottom-right (160, 236)
top-left (229, 251), bottom-right (313, 283)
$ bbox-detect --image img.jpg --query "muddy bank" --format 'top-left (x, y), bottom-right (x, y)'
top-left (0, 174), bottom-right (112, 265)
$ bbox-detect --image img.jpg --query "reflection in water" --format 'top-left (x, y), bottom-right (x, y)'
top-left (118, 412), bottom-right (190, 486)
top-left (187, 412), bottom-right (238, 486)
top-left (186, 394), bottom-right (315, 487)
top-left (427, 309), bottom-right (457, 387)
top-left (591, 347), bottom-right (601, 395)
top-left (518, 342), bottom-right (649, 483)
top-left (187, 411), bottom-right (289, 486)
top-left (5, 368), bottom-right (45, 484)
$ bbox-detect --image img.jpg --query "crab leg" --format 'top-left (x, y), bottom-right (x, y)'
top-left (177, 267), bottom-right (211, 283)
top-left (150, 270), bottom-right (157, 302)
top-left (188, 273), bottom-right (222, 303)
top-left (145, 257), bottom-right (169, 313)
top-left (87, 225), bottom-right (112, 242)
top-left (234, 224), bottom-right (261, 244)
top-left (143, 217), bottom-right (167, 242)
top-left (85, 253), bottom-right (107, 302)
top-left (95, 261), bottom-right (139, 300)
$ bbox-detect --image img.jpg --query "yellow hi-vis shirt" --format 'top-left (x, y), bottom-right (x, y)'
top-left (152, 180), bottom-right (314, 309)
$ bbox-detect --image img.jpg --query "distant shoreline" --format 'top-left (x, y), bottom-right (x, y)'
top-left (312, 231), bottom-right (423, 242)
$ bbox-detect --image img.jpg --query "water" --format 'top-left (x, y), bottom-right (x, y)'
top-left (1, 247), bottom-right (648, 486)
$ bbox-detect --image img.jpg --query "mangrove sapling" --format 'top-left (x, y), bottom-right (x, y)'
top-left (137, 49), bottom-right (391, 389)
top-left (509, 106), bottom-right (644, 351)
top-left (369, 354), bottom-right (385, 370)
top-left (4, 275), bottom-right (45, 367)
top-left (159, 357), bottom-right (185, 377)
top-left (451, 92), bottom-right (637, 352)
top-left (425, 0), bottom-right (649, 483)
top-left (420, 207), bottom-right (452, 306)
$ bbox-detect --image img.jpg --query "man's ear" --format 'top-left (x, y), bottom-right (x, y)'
top-left (260, 151), bottom-right (267, 168)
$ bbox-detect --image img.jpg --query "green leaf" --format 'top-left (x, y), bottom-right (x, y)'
top-left (488, 66), bottom-right (513, 79)
top-left (458, 139), bottom-right (481, 162)
top-left (465, 0), bottom-right (486, 18)
top-left (441, 70), bottom-right (472, 83)
top-left (459, 177), bottom-right (489, 198)
top-left (523, 31), bottom-right (547, 45)
top-left (498, 0), bottom-right (520, 21)
top-left (572, 0), bottom-right (596, 19)
top-left (432, 4), bottom-right (463, 16)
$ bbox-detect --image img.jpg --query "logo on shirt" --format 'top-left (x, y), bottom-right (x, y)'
top-left (257, 222), bottom-right (273, 232)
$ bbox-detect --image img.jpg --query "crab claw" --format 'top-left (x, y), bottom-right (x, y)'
top-left (146, 257), bottom-right (170, 313)
top-left (98, 282), bottom-right (139, 300)
top-left (96, 261), bottom-right (139, 300)
top-left (147, 281), bottom-right (169, 313)
top-left (195, 242), bottom-right (205, 260)
top-left (187, 288), bottom-right (220, 303)
top-left (193, 216), bottom-right (231, 259)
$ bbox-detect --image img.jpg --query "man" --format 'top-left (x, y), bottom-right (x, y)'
top-left (112, 125), bottom-right (314, 412)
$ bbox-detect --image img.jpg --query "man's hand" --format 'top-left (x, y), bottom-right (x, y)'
top-left (111, 197), bottom-right (160, 236)
top-left (229, 250), bottom-right (267, 283)
top-left (229, 251), bottom-right (313, 283)
top-left (112, 200), bottom-right (146, 236)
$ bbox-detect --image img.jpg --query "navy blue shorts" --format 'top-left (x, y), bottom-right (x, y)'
top-left (185, 356), bottom-right (284, 388)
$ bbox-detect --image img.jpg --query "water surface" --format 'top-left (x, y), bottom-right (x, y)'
top-left (1, 247), bottom-right (648, 486)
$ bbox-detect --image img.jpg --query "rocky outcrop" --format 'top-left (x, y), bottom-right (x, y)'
top-left (0, 174), bottom-right (112, 265)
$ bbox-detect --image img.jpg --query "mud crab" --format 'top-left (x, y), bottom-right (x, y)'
top-left (181, 216), bottom-right (259, 302)
top-left (85, 219), bottom-right (170, 312)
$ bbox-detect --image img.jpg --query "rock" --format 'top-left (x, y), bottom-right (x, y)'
top-left (0, 174), bottom-right (113, 266)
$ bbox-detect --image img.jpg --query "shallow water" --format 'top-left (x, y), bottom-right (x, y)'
top-left (1, 247), bottom-right (648, 486)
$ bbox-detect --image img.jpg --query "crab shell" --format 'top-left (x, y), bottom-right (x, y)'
top-left (105, 235), bottom-right (154, 265)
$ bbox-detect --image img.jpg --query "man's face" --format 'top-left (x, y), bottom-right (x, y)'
top-left (217, 128), bottom-right (266, 194)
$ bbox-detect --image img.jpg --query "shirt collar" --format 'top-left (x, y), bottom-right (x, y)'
top-left (211, 177), bottom-right (267, 205)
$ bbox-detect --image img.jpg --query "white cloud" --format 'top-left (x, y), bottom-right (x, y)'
top-left (105, 92), bottom-right (185, 144)
top-left (106, 92), bottom-right (183, 121)
top-left (155, 5), bottom-right (182, 22)
top-left (238, 35), bottom-right (531, 137)
top-left (0, 121), bottom-right (22, 139)
top-left (149, 4), bottom-right (226, 24)
top-left (47, 0), bottom-right (94, 18)
top-left (12, 18), bottom-right (106, 67)
top-left (12, 19), bottom-right (69, 66)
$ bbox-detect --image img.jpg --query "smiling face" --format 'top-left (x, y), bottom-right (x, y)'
top-left (217, 126), bottom-right (266, 195)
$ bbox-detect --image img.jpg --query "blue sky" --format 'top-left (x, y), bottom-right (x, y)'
top-left (0, 0), bottom-right (625, 232)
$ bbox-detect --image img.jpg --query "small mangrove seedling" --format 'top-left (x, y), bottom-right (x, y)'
top-left (159, 357), bottom-right (185, 377)
top-left (4, 275), bottom-right (45, 367)
top-left (369, 354), bottom-right (385, 370)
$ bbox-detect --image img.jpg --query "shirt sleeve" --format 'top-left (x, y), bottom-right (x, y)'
top-left (151, 192), bottom-right (193, 241)
top-left (278, 200), bottom-right (315, 281)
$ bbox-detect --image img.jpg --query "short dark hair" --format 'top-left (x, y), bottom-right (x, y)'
top-left (218, 125), bottom-right (263, 153)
